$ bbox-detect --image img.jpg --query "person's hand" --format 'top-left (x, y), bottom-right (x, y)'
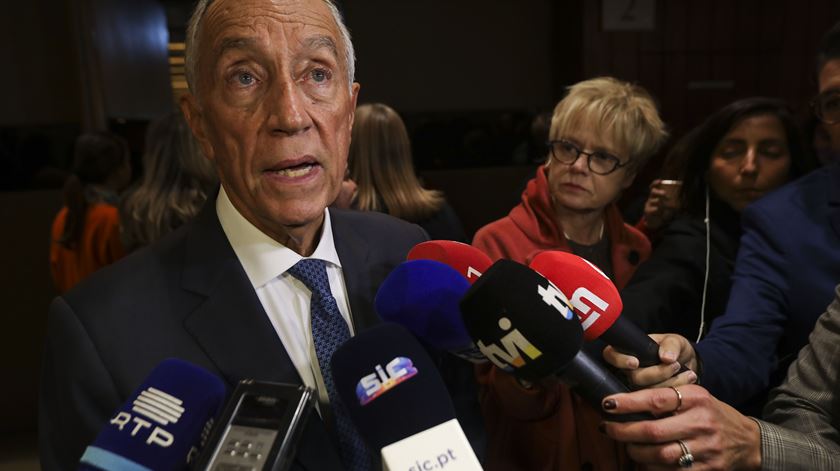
top-left (643, 179), bottom-right (678, 231)
top-left (600, 385), bottom-right (762, 470)
top-left (332, 178), bottom-right (358, 209)
top-left (603, 334), bottom-right (698, 388)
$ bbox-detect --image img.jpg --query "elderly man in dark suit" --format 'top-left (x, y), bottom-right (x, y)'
top-left (38, 1), bottom-right (457, 469)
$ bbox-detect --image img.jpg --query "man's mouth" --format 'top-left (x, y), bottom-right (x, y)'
top-left (265, 158), bottom-right (320, 178)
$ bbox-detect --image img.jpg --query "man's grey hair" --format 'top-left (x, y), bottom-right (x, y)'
top-left (184, 0), bottom-right (356, 96)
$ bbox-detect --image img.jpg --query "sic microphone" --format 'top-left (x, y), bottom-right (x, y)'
top-left (460, 260), bottom-right (649, 421)
top-left (331, 323), bottom-right (482, 470)
top-left (530, 250), bottom-right (664, 368)
top-left (79, 358), bottom-right (227, 471)
top-left (406, 240), bottom-right (492, 284)
top-left (375, 259), bottom-right (486, 363)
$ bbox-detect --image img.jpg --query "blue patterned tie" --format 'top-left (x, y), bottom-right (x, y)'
top-left (287, 259), bottom-right (371, 471)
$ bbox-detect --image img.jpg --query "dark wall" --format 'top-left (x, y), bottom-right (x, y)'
top-left (344, 0), bottom-right (558, 112)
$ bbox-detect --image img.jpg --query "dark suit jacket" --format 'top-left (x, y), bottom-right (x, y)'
top-left (696, 163), bottom-right (840, 414)
top-left (38, 201), bottom-right (429, 470)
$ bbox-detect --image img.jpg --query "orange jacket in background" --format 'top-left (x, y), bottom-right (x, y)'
top-left (50, 203), bottom-right (125, 293)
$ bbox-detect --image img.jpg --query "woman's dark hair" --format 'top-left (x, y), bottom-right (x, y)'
top-left (665, 97), bottom-right (815, 217)
top-left (59, 131), bottom-right (129, 248)
top-left (816, 21), bottom-right (840, 76)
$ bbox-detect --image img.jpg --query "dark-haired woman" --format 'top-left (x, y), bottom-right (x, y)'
top-left (50, 131), bottom-right (131, 293)
top-left (621, 97), bottom-right (815, 342)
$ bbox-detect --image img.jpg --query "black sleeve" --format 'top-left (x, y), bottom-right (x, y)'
top-left (619, 219), bottom-right (709, 338)
top-left (39, 297), bottom-right (121, 470)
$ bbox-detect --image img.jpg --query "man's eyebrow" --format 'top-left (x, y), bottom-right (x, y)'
top-left (303, 35), bottom-right (339, 58)
top-left (217, 37), bottom-right (258, 56)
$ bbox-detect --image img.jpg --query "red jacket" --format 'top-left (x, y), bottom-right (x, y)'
top-left (472, 165), bottom-right (651, 470)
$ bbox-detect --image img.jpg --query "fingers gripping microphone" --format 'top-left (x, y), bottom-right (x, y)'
top-left (331, 323), bottom-right (482, 470)
top-left (79, 358), bottom-right (227, 471)
top-left (406, 240), bottom-right (492, 284)
top-left (375, 259), bottom-right (486, 363)
top-left (460, 260), bottom-right (649, 421)
top-left (530, 251), bottom-right (661, 367)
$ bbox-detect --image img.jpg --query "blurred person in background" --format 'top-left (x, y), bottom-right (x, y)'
top-left (349, 102), bottom-right (466, 241)
top-left (119, 111), bottom-right (217, 252)
top-left (471, 76), bottom-right (668, 470)
top-left (50, 131), bottom-right (131, 293)
top-left (621, 97), bottom-right (815, 342)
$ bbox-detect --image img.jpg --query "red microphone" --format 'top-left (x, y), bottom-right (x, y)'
top-left (529, 251), bottom-right (662, 368)
top-left (407, 241), bottom-right (492, 284)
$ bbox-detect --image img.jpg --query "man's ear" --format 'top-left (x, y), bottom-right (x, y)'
top-left (180, 93), bottom-right (215, 162)
top-left (347, 82), bottom-right (361, 133)
top-left (621, 167), bottom-right (638, 190)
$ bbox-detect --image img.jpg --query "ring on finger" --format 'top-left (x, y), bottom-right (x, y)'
top-left (670, 385), bottom-right (683, 413)
top-left (677, 440), bottom-right (694, 468)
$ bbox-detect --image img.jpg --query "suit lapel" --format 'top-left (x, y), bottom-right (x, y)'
top-left (330, 209), bottom-right (380, 332)
top-left (180, 201), bottom-right (301, 386)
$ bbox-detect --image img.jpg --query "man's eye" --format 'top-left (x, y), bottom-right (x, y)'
top-left (236, 72), bottom-right (255, 86)
top-left (310, 68), bottom-right (331, 83)
top-left (592, 152), bottom-right (615, 163)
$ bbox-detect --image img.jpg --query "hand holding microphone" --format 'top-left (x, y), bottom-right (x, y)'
top-left (459, 259), bottom-right (650, 421)
top-left (530, 251), bottom-right (696, 383)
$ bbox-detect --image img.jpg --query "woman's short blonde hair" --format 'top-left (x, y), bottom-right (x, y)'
top-left (549, 77), bottom-right (668, 169)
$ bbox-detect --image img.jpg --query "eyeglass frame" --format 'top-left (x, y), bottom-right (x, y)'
top-left (546, 138), bottom-right (632, 175)
top-left (811, 90), bottom-right (840, 125)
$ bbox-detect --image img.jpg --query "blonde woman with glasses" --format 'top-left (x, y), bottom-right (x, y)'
top-left (472, 76), bottom-right (668, 470)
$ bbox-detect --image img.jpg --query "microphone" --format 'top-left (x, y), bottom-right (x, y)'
top-left (79, 358), bottom-right (227, 471)
top-left (530, 250), bottom-right (665, 368)
top-left (375, 259), bottom-right (485, 363)
top-left (331, 323), bottom-right (482, 470)
top-left (406, 240), bottom-right (492, 284)
top-left (460, 260), bottom-right (648, 420)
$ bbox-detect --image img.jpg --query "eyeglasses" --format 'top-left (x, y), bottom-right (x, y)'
top-left (812, 90), bottom-right (840, 124)
top-left (547, 139), bottom-right (630, 175)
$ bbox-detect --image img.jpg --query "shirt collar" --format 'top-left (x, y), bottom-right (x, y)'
top-left (216, 186), bottom-right (342, 288)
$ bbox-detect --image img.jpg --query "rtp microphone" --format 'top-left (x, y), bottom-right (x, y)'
top-left (530, 250), bottom-right (664, 368)
top-left (375, 259), bottom-right (485, 363)
top-left (79, 358), bottom-right (227, 471)
top-left (406, 240), bottom-right (492, 284)
top-left (460, 260), bottom-right (649, 420)
top-left (331, 323), bottom-right (481, 470)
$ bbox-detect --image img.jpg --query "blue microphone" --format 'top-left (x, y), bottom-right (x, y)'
top-left (375, 259), bottom-right (485, 363)
top-left (79, 358), bottom-right (227, 471)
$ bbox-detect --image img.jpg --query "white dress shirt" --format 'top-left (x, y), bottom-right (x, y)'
top-left (216, 187), bottom-right (354, 407)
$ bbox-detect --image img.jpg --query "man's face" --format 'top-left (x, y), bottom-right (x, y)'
top-left (182, 0), bottom-right (359, 247)
top-left (818, 58), bottom-right (840, 152)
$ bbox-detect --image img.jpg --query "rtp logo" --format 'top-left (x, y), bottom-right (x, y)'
top-left (109, 387), bottom-right (186, 447)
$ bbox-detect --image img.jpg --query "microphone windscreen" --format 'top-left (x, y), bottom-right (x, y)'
top-left (407, 240), bottom-right (492, 284)
top-left (80, 358), bottom-right (227, 471)
top-left (331, 323), bottom-right (456, 451)
top-left (530, 250), bottom-right (622, 341)
top-left (375, 260), bottom-right (475, 354)
top-left (459, 259), bottom-right (584, 381)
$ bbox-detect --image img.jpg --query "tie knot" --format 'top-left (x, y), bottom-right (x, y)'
top-left (288, 258), bottom-right (331, 297)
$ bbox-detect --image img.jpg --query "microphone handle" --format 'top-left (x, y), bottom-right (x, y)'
top-left (603, 318), bottom-right (689, 373)
top-left (558, 350), bottom-right (653, 422)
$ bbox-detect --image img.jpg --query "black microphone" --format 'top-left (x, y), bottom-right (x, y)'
top-left (460, 259), bottom-right (650, 421)
top-left (79, 358), bottom-right (227, 470)
top-left (331, 323), bottom-right (482, 470)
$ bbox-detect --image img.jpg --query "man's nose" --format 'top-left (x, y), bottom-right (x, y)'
top-left (268, 80), bottom-right (313, 135)
top-left (570, 152), bottom-right (590, 173)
